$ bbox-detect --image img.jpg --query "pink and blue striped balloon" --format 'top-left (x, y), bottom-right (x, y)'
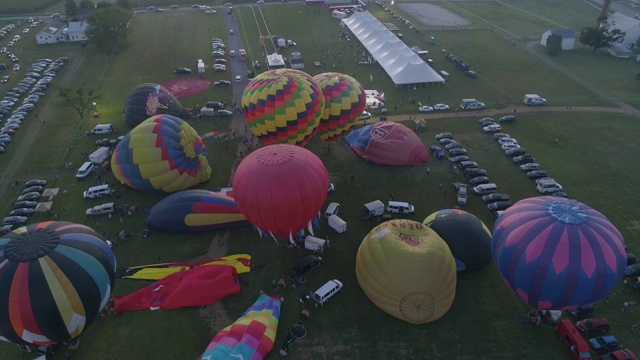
top-left (492, 197), bottom-right (626, 310)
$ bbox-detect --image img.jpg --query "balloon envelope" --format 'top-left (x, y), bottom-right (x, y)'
top-left (0, 222), bottom-right (116, 345)
top-left (343, 122), bottom-right (428, 166)
top-left (492, 197), bottom-right (627, 310)
top-left (424, 209), bottom-right (492, 271)
top-left (313, 72), bottom-right (366, 143)
top-left (356, 219), bottom-right (457, 324)
top-left (112, 115), bottom-right (212, 193)
top-left (124, 83), bottom-right (185, 128)
top-left (232, 144), bottom-right (328, 240)
top-left (147, 190), bottom-right (249, 233)
top-left (242, 69), bottom-right (324, 147)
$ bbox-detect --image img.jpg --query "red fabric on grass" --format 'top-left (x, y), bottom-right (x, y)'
top-left (161, 78), bottom-right (211, 98)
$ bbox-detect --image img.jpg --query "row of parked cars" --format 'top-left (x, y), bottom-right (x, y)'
top-left (1, 179), bottom-right (49, 233)
top-left (0, 57), bottom-right (68, 154)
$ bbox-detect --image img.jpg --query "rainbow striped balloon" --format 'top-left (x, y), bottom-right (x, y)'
top-left (199, 293), bottom-right (281, 360)
top-left (0, 222), bottom-right (116, 345)
top-left (242, 69), bottom-right (324, 147)
top-left (313, 72), bottom-right (365, 143)
top-left (492, 197), bottom-right (626, 310)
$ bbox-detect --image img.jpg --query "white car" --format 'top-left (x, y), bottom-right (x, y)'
top-left (359, 111), bottom-right (371, 120)
top-left (205, 9), bottom-right (216, 14)
top-left (498, 137), bottom-right (517, 145)
top-left (230, 50), bottom-right (236, 57)
top-left (7, 41), bottom-right (14, 47)
top-left (482, 124), bottom-right (502, 133)
top-left (434, 103), bottom-right (449, 111)
top-left (23, 29), bottom-right (29, 33)
top-left (257, 0), bottom-right (264, 3)
top-left (418, 105), bottom-right (433, 112)
top-left (500, 143), bottom-right (520, 150)
top-left (13, 64), bottom-right (19, 71)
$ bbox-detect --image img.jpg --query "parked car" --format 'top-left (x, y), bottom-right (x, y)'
top-left (13, 201), bottom-right (37, 209)
top-left (520, 163), bottom-right (540, 172)
top-left (459, 161), bottom-right (478, 169)
top-left (513, 154), bottom-right (535, 164)
top-left (589, 335), bottom-right (618, 351)
top-left (598, 349), bottom-right (637, 360)
top-left (9, 208), bottom-right (34, 217)
top-left (480, 119), bottom-right (495, 127)
top-left (174, 67), bottom-right (192, 74)
top-left (468, 176), bottom-right (490, 186)
top-left (434, 104), bottom-right (449, 111)
top-left (25, 179), bottom-right (46, 187)
top-left (3, 216), bottom-right (27, 226)
top-left (445, 142), bottom-right (462, 150)
top-left (576, 318), bottom-right (610, 334)
top-left (449, 155), bottom-right (469, 163)
top-left (505, 148), bottom-right (526, 157)
top-left (23, 186), bottom-right (44, 194)
top-left (448, 148), bottom-right (467, 156)
top-left (501, 143), bottom-right (520, 151)
top-left (217, 110), bottom-right (233, 116)
top-left (625, 263), bottom-right (640, 278)
top-left (482, 193), bottom-right (510, 204)
top-left (498, 137), bottom-right (518, 145)
top-left (435, 132), bottom-right (453, 140)
top-left (17, 192), bottom-right (41, 201)
top-left (549, 191), bottom-right (568, 198)
top-left (214, 80), bottom-right (231, 87)
top-left (487, 201), bottom-right (512, 212)
top-left (457, 184), bottom-right (468, 205)
top-left (499, 115), bottom-right (516, 123)
top-left (527, 170), bottom-right (549, 180)
top-left (464, 168), bottom-right (487, 178)
top-left (86, 202), bottom-right (115, 217)
top-left (483, 124), bottom-right (502, 133)
top-left (464, 70), bottom-right (477, 78)
top-left (418, 105), bottom-right (434, 112)
top-left (568, 305), bottom-right (595, 317)
top-left (359, 111), bottom-right (371, 120)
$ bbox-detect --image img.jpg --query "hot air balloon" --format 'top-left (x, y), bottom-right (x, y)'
top-left (355, 219), bottom-right (457, 324)
top-left (111, 114), bottom-right (212, 193)
top-left (199, 293), bottom-right (281, 360)
top-left (146, 190), bottom-right (249, 233)
top-left (123, 83), bottom-right (185, 128)
top-left (0, 222), bottom-right (116, 346)
top-left (312, 72), bottom-right (366, 143)
top-left (232, 144), bottom-right (329, 241)
top-left (423, 209), bottom-right (492, 271)
top-left (343, 122), bottom-right (429, 166)
top-left (241, 69), bottom-right (324, 147)
top-left (492, 197), bottom-right (627, 310)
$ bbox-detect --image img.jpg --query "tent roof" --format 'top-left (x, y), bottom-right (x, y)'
top-left (34, 202), bottom-right (53, 213)
top-left (343, 11), bottom-right (444, 85)
top-left (42, 188), bottom-right (60, 197)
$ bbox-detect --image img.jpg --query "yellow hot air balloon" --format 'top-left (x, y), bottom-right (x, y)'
top-left (355, 219), bottom-right (457, 324)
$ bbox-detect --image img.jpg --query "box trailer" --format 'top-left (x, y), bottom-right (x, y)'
top-left (328, 214), bottom-right (347, 233)
top-left (89, 146), bottom-right (110, 165)
top-left (364, 200), bottom-right (385, 220)
top-left (304, 235), bottom-right (327, 253)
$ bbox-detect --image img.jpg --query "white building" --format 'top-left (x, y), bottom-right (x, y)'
top-left (607, 13), bottom-right (640, 49)
top-left (36, 24), bottom-right (67, 44)
top-left (67, 21), bottom-right (89, 42)
top-left (540, 29), bottom-right (576, 50)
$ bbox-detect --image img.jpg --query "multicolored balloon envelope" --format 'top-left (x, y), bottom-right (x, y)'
top-left (423, 209), bottom-right (492, 271)
top-left (312, 72), bottom-right (366, 143)
top-left (147, 190), bottom-right (249, 233)
top-left (356, 220), bottom-right (457, 324)
top-left (116, 254), bottom-right (251, 281)
top-left (111, 115), bottom-right (212, 193)
top-left (232, 144), bottom-right (329, 241)
top-left (242, 69), bottom-right (324, 147)
top-left (0, 222), bottom-right (116, 345)
top-left (343, 122), bottom-right (429, 166)
top-left (492, 197), bottom-right (627, 310)
top-left (199, 293), bottom-right (281, 360)
top-left (123, 83), bottom-right (185, 128)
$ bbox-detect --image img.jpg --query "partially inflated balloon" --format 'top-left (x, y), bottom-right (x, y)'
top-left (242, 69), bottom-right (324, 146)
top-left (423, 209), bottom-right (492, 271)
top-left (123, 83), bottom-right (185, 128)
top-left (313, 72), bottom-right (365, 143)
top-left (492, 197), bottom-right (626, 310)
top-left (356, 219), bottom-right (457, 324)
top-left (0, 222), bottom-right (116, 345)
top-left (112, 115), bottom-right (212, 193)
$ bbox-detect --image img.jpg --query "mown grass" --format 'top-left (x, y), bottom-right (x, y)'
top-left (1, 3), bottom-right (640, 360)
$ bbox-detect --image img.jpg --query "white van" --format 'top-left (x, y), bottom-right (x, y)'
top-left (537, 180), bottom-right (563, 194)
top-left (313, 279), bottom-right (343, 306)
top-left (472, 183), bottom-right (498, 195)
top-left (76, 162), bottom-right (94, 179)
top-left (91, 124), bottom-right (114, 135)
top-left (386, 201), bottom-right (414, 214)
top-left (83, 184), bottom-right (113, 199)
top-left (324, 202), bottom-right (340, 219)
top-left (460, 98), bottom-right (485, 110)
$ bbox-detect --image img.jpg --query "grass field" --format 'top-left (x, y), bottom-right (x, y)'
top-left (1, 2), bottom-right (640, 359)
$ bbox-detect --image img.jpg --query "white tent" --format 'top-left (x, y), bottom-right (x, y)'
top-left (267, 52), bottom-right (286, 69)
top-left (343, 11), bottom-right (444, 85)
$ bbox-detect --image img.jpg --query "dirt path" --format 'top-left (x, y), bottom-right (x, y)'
top-left (0, 49), bottom-right (87, 203)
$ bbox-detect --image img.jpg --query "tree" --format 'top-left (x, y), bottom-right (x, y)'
top-left (96, 1), bottom-right (112, 8)
top-left (579, 23), bottom-right (625, 51)
top-left (116, 0), bottom-right (131, 9)
top-left (65, 0), bottom-right (78, 18)
top-left (85, 6), bottom-right (133, 52)
top-left (79, 0), bottom-right (94, 9)
top-left (546, 34), bottom-right (563, 56)
top-left (56, 87), bottom-right (100, 120)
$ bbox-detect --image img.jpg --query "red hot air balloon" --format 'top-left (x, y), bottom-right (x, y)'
top-left (232, 145), bottom-right (329, 242)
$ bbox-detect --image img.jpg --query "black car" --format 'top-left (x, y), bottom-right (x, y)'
top-left (435, 132), bottom-right (453, 140)
top-left (17, 192), bottom-right (41, 201)
top-left (174, 67), bottom-right (192, 74)
top-left (482, 193), bottom-right (510, 204)
top-left (438, 138), bottom-right (453, 146)
top-left (23, 186), bottom-right (44, 194)
top-left (488, 201), bottom-right (512, 212)
top-left (549, 191), bottom-right (568, 198)
top-left (9, 208), bottom-right (34, 217)
top-left (13, 200), bottom-right (37, 209)
top-left (464, 70), bottom-right (477, 78)
top-left (445, 142), bottom-right (461, 150)
top-left (478, 117), bottom-right (494, 124)
top-left (499, 115), bottom-right (516, 123)
top-left (468, 176), bottom-right (490, 186)
top-left (464, 168), bottom-right (487, 178)
top-left (625, 263), bottom-right (640, 278)
top-left (214, 80), bottom-right (231, 87)
top-left (217, 110), bottom-right (233, 117)
top-left (448, 148), bottom-right (467, 157)
top-left (480, 119), bottom-right (496, 127)
top-left (513, 154), bottom-right (535, 164)
top-left (504, 148), bottom-right (526, 157)
top-left (3, 216), bottom-right (28, 226)
top-left (527, 170), bottom-right (548, 180)
top-left (450, 155), bottom-right (469, 163)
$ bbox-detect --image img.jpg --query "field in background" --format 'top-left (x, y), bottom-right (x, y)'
top-left (0, 2), bottom-right (639, 359)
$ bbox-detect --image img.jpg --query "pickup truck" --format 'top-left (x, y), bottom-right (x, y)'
top-left (86, 202), bottom-right (115, 217)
